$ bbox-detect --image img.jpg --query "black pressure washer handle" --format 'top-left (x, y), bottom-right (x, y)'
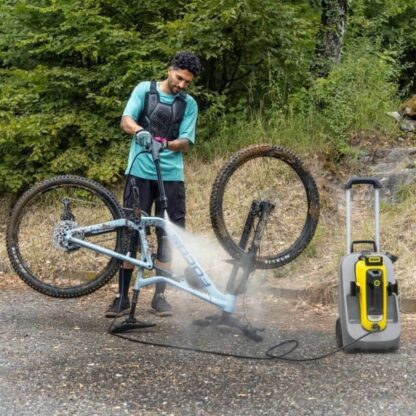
top-left (344, 176), bottom-right (383, 190)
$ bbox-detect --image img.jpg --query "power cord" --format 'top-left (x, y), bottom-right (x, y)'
top-left (107, 311), bottom-right (374, 362)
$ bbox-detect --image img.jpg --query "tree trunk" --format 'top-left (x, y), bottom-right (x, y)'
top-left (310, 0), bottom-right (348, 78)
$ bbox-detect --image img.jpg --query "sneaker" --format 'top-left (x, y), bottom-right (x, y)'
top-left (151, 293), bottom-right (173, 317)
top-left (105, 296), bottom-right (130, 318)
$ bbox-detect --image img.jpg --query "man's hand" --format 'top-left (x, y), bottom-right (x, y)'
top-left (150, 137), bottom-right (168, 160)
top-left (135, 129), bottom-right (152, 149)
top-left (153, 136), bottom-right (168, 151)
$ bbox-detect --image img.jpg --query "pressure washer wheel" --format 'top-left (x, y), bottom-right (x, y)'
top-left (335, 317), bottom-right (343, 348)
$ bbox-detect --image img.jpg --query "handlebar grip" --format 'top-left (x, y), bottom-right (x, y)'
top-left (344, 176), bottom-right (382, 190)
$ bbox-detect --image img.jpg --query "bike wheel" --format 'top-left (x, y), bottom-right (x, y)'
top-left (210, 144), bottom-right (320, 269)
top-left (6, 175), bottom-right (126, 297)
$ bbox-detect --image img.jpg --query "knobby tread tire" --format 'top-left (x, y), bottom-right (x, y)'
top-left (6, 175), bottom-right (126, 298)
top-left (210, 144), bottom-right (320, 269)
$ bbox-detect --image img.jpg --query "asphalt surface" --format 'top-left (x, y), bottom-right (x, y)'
top-left (1, 276), bottom-right (416, 415)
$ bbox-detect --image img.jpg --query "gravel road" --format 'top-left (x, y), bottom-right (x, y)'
top-left (1, 276), bottom-right (416, 416)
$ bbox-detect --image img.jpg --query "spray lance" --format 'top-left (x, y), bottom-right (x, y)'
top-left (142, 113), bottom-right (168, 212)
top-left (150, 136), bottom-right (168, 212)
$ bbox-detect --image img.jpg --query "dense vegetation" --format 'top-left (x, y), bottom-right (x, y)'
top-left (0, 0), bottom-right (415, 194)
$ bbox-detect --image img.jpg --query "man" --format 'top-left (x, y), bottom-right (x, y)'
top-left (105, 51), bottom-right (201, 318)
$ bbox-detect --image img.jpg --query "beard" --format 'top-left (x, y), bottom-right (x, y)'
top-left (167, 78), bottom-right (182, 94)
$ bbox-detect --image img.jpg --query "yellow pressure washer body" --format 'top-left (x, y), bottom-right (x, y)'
top-left (335, 177), bottom-right (400, 351)
top-left (355, 254), bottom-right (387, 332)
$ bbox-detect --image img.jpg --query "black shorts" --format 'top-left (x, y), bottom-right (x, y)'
top-left (123, 175), bottom-right (186, 262)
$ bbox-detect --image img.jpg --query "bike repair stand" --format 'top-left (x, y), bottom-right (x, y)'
top-left (193, 200), bottom-right (274, 342)
top-left (109, 288), bottom-right (156, 333)
top-left (110, 181), bottom-right (159, 334)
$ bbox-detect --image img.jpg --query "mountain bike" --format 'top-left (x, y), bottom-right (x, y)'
top-left (6, 142), bottom-right (320, 340)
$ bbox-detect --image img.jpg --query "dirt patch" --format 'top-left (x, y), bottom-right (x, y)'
top-left (0, 273), bottom-right (25, 290)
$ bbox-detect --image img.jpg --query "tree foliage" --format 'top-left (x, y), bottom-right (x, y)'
top-left (348, 0), bottom-right (416, 91)
top-left (0, 0), bottom-right (317, 193)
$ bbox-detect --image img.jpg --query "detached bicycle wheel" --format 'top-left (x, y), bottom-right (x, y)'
top-left (6, 175), bottom-right (126, 297)
top-left (210, 144), bottom-right (320, 269)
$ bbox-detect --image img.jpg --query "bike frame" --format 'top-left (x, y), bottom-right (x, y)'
top-left (65, 216), bottom-right (237, 313)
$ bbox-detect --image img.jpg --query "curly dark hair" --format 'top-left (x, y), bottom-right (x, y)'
top-left (171, 51), bottom-right (202, 77)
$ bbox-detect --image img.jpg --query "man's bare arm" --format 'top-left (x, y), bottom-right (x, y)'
top-left (120, 115), bottom-right (143, 135)
top-left (166, 138), bottom-right (190, 152)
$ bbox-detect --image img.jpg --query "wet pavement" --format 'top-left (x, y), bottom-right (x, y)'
top-left (1, 277), bottom-right (416, 415)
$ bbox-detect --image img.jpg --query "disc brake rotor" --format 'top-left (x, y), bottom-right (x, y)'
top-left (52, 220), bottom-right (82, 252)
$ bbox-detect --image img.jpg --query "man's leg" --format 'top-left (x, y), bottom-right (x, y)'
top-left (151, 181), bottom-right (186, 316)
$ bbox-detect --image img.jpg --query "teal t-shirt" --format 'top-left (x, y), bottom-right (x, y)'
top-left (123, 81), bottom-right (198, 181)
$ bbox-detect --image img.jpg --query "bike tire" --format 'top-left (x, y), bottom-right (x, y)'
top-left (6, 175), bottom-right (126, 297)
top-left (210, 144), bottom-right (320, 269)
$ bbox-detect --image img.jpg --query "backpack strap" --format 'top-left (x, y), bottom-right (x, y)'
top-left (149, 80), bottom-right (157, 93)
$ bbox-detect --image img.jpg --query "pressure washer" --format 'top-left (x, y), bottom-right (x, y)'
top-left (335, 177), bottom-right (400, 351)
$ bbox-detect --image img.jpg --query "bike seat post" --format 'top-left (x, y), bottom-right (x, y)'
top-left (226, 200), bottom-right (274, 296)
top-left (128, 265), bottom-right (147, 321)
top-left (127, 288), bottom-right (140, 321)
top-left (225, 201), bottom-right (257, 294)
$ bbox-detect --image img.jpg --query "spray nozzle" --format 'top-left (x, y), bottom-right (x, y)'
top-left (159, 196), bottom-right (168, 211)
